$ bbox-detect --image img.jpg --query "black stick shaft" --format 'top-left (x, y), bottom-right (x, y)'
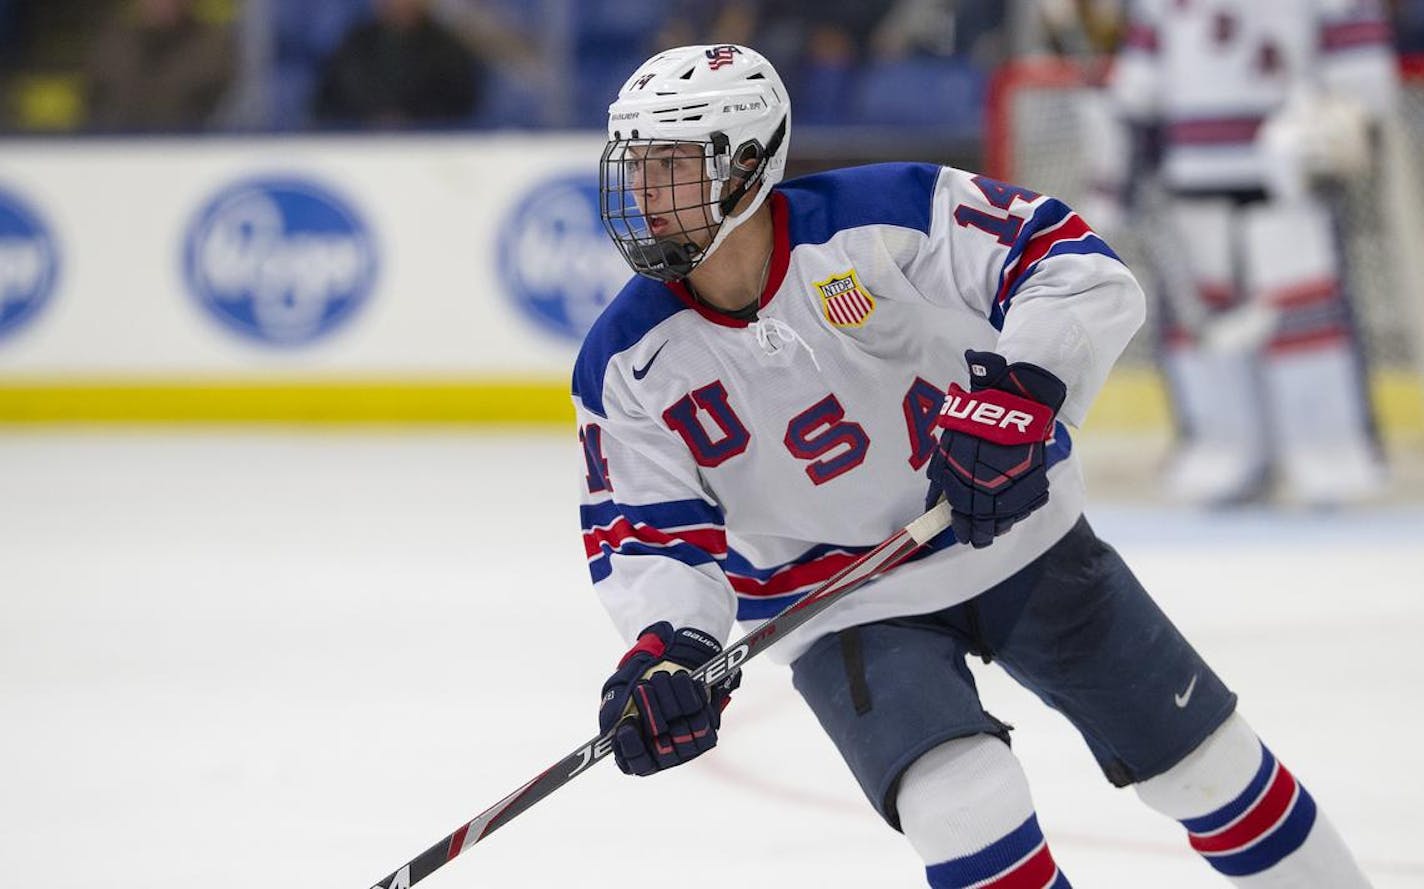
top-left (368, 502), bottom-right (951, 889)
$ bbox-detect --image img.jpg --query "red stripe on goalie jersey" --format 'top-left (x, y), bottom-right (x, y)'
top-left (1124, 21), bottom-right (1159, 52)
top-left (995, 212), bottom-right (1095, 305)
top-left (1168, 116), bottom-right (1266, 146)
top-left (1320, 19), bottom-right (1391, 51)
top-left (1264, 277), bottom-right (1350, 353)
top-left (1264, 277), bottom-right (1340, 310)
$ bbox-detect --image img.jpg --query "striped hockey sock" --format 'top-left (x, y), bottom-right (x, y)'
top-left (897, 736), bottom-right (1071, 889)
top-left (1181, 744), bottom-right (1317, 877)
top-left (1137, 713), bottom-right (1370, 886)
top-left (924, 814), bottom-right (1071, 889)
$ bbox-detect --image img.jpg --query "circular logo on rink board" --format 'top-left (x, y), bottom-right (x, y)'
top-left (498, 174), bottom-right (630, 342)
top-left (0, 187), bottom-right (59, 344)
top-left (184, 178), bottom-right (377, 346)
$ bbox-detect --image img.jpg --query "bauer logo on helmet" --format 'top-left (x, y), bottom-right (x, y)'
top-left (599, 45), bottom-right (791, 282)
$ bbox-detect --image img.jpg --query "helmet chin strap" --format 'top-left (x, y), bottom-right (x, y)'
top-left (717, 117), bottom-right (787, 219)
top-left (692, 116), bottom-right (787, 275)
top-left (613, 116), bottom-right (787, 282)
top-left (627, 237), bottom-right (704, 282)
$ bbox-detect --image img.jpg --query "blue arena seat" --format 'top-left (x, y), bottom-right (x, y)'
top-left (854, 57), bottom-right (987, 135)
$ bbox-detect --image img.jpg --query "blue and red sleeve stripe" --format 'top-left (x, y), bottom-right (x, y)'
top-left (991, 199), bottom-right (1120, 330)
top-left (581, 498), bottom-right (727, 583)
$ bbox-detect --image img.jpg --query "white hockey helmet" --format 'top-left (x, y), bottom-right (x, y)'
top-left (599, 45), bottom-right (791, 282)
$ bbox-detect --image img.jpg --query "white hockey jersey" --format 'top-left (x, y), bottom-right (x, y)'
top-left (573, 163), bottom-right (1145, 663)
top-left (1110, 0), bottom-right (1398, 189)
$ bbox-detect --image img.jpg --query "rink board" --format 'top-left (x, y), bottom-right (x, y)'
top-left (0, 370), bottom-right (1420, 436)
top-left (0, 135), bottom-right (1419, 433)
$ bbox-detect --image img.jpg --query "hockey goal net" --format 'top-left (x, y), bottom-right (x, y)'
top-left (985, 55), bottom-right (1424, 441)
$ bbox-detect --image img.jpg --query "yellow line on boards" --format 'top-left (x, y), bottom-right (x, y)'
top-left (0, 371), bottom-right (1419, 435)
top-left (0, 380), bottom-right (577, 424)
top-left (1081, 369), bottom-right (1424, 439)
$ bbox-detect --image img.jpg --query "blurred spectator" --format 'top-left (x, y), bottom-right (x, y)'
top-left (872, 0), bottom-right (1007, 68)
top-left (431, 0), bottom-right (548, 126)
top-left (656, 1), bottom-right (893, 124)
top-left (84, 0), bottom-right (236, 132)
top-left (1033, 0), bottom-right (1125, 57)
top-left (651, 0), bottom-right (1004, 130)
top-left (312, 0), bottom-right (482, 128)
top-left (432, 0), bottom-right (539, 70)
top-left (0, 0), bottom-right (20, 56)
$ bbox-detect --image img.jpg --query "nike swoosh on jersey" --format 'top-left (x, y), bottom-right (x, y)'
top-left (632, 341), bottom-right (669, 380)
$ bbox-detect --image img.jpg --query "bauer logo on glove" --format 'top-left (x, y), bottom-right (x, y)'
top-left (937, 386), bottom-right (1055, 444)
top-left (925, 351), bottom-right (1067, 549)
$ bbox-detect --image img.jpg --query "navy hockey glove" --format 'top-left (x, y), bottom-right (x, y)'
top-left (925, 351), bottom-right (1067, 549)
top-left (598, 622), bottom-right (740, 777)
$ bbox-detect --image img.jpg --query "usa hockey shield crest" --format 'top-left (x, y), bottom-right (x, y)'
top-left (815, 269), bottom-right (876, 328)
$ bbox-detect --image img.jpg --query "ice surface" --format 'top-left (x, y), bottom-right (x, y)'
top-left (1, 431), bottom-right (1420, 888)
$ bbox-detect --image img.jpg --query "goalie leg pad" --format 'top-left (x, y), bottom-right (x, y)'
top-left (1243, 195), bottom-right (1385, 505)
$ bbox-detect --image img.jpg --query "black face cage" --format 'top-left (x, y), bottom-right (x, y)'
top-left (599, 121), bottom-right (784, 283)
top-left (599, 137), bottom-right (722, 282)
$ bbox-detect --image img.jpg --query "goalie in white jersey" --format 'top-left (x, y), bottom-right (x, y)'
top-left (1097, 0), bottom-right (1399, 505)
top-left (576, 45), bottom-right (1372, 887)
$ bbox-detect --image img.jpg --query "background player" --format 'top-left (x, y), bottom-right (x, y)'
top-left (576, 43), bottom-right (1374, 887)
top-left (1092, 0), bottom-right (1399, 506)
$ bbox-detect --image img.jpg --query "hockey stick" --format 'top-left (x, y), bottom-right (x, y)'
top-left (367, 500), bottom-right (953, 889)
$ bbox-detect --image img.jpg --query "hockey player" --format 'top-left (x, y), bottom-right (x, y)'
top-left (1098, 0), bottom-right (1398, 505)
top-left (577, 44), bottom-right (1373, 887)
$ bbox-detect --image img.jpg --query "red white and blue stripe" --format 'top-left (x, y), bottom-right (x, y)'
top-left (991, 199), bottom-right (1120, 330)
top-left (1167, 115), bottom-right (1266, 147)
top-left (582, 498), bottom-right (727, 583)
top-left (1320, 14), bottom-right (1392, 53)
top-left (1123, 20), bottom-right (1159, 53)
top-left (723, 543), bottom-right (879, 619)
top-left (722, 423), bottom-right (1070, 619)
top-left (1180, 744), bottom-right (1318, 877)
top-left (1265, 277), bottom-right (1351, 353)
top-left (926, 814), bottom-right (1071, 889)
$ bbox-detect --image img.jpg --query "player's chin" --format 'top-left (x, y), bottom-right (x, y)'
top-left (670, 221), bottom-right (717, 250)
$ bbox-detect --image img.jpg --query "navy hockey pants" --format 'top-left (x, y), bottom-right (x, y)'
top-left (789, 515), bottom-right (1237, 829)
